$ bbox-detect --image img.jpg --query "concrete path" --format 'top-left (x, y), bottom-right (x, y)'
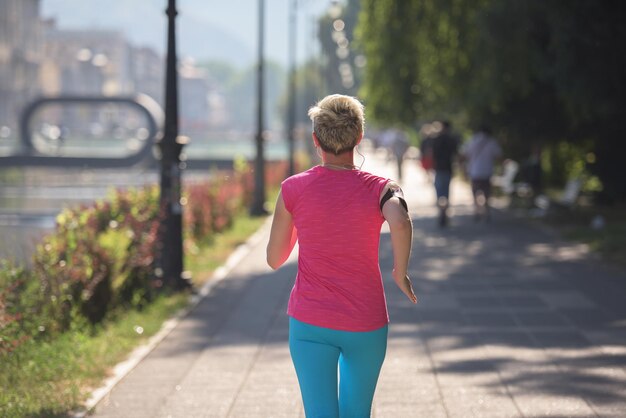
top-left (90, 149), bottom-right (626, 417)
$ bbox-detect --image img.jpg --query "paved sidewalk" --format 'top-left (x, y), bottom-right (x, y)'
top-left (91, 150), bottom-right (626, 418)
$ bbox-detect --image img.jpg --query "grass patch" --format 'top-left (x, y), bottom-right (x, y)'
top-left (562, 222), bottom-right (626, 267)
top-left (537, 203), bottom-right (626, 268)
top-left (0, 293), bottom-right (188, 417)
top-left (1, 202), bottom-right (276, 417)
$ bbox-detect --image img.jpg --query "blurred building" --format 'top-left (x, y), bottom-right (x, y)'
top-left (130, 46), bottom-right (164, 105)
top-left (1, 5), bottom-right (217, 143)
top-left (179, 60), bottom-right (211, 133)
top-left (0, 0), bottom-right (43, 137)
top-left (41, 21), bottom-right (133, 96)
top-left (40, 21), bottom-right (169, 140)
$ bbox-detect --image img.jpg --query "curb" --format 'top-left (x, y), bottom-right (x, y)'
top-left (73, 216), bottom-right (273, 417)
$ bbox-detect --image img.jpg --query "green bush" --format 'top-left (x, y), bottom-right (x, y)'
top-left (541, 141), bottom-right (601, 194)
top-left (29, 186), bottom-right (163, 335)
top-left (101, 186), bottom-right (162, 309)
top-left (0, 262), bottom-right (38, 355)
top-left (0, 159), bottom-right (292, 416)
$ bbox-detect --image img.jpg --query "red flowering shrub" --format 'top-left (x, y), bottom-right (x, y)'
top-left (184, 160), bottom-right (289, 243)
top-left (184, 182), bottom-right (214, 242)
top-left (27, 185), bottom-right (162, 332)
top-left (104, 186), bottom-right (162, 309)
top-left (32, 207), bottom-right (114, 331)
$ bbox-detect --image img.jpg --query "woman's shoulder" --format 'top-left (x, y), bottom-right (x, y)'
top-left (354, 170), bottom-right (391, 191)
top-left (356, 169), bottom-right (390, 183)
top-left (282, 166), bottom-right (322, 187)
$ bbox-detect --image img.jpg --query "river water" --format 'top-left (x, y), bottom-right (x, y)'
top-left (0, 137), bottom-right (294, 264)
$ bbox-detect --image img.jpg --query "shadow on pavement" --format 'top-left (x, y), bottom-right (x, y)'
top-left (105, 203), bottom-right (626, 415)
top-left (382, 209), bottom-right (626, 409)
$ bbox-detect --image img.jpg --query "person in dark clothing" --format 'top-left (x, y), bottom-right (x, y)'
top-left (419, 124), bottom-right (435, 179)
top-left (431, 121), bottom-right (459, 227)
top-left (520, 143), bottom-right (543, 195)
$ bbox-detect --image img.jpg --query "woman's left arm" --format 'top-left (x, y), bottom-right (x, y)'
top-left (266, 191), bottom-right (297, 269)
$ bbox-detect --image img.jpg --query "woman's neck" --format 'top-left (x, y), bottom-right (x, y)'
top-left (321, 150), bottom-right (356, 169)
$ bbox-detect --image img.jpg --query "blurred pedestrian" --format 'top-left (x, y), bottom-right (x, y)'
top-left (377, 128), bottom-right (395, 160)
top-left (380, 127), bottom-right (409, 181)
top-left (461, 125), bottom-right (503, 221)
top-left (431, 121), bottom-right (459, 227)
top-left (266, 94), bottom-right (417, 417)
top-left (419, 123), bottom-right (435, 180)
top-left (391, 128), bottom-right (409, 181)
top-left (520, 143), bottom-right (543, 196)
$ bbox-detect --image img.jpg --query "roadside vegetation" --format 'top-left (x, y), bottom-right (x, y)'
top-left (538, 202), bottom-right (626, 269)
top-left (0, 160), bottom-right (288, 417)
top-left (350, 0), bottom-right (626, 268)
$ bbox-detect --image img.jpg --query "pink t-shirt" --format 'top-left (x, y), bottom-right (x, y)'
top-left (281, 165), bottom-right (390, 332)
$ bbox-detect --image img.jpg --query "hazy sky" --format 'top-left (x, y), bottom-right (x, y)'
top-left (41, 0), bottom-right (337, 68)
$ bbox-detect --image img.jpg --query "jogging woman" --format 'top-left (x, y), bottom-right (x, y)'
top-left (267, 94), bottom-right (416, 417)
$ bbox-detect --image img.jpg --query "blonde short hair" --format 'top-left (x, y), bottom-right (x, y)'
top-left (308, 94), bottom-right (364, 155)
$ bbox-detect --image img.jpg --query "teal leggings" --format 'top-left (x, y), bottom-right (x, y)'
top-left (289, 317), bottom-right (388, 418)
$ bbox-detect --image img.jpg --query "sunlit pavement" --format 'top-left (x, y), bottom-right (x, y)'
top-left (90, 147), bottom-right (626, 418)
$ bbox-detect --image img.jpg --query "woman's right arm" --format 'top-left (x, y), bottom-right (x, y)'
top-left (266, 191), bottom-right (298, 270)
top-left (381, 182), bottom-right (417, 304)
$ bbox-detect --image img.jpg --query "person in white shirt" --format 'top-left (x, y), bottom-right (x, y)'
top-left (461, 125), bottom-right (503, 221)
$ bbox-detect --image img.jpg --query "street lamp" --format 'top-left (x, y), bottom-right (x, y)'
top-left (157, 0), bottom-right (190, 290)
top-left (250, 0), bottom-right (267, 215)
top-left (286, 0), bottom-right (297, 177)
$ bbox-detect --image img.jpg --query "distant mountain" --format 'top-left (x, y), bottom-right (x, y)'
top-left (41, 0), bottom-right (256, 68)
top-left (41, 0), bottom-right (330, 69)
top-left (178, 14), bottom-right (254, 68)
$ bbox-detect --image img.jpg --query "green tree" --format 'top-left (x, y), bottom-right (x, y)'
top-left (356, 0), bottom-right (420, 125)
top-left (317, 0), bottom-right (363, 97)
top-left (357, 0), bottom-right (626, 200)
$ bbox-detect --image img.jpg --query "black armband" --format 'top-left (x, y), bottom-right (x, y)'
top-left (380, 187), bottom-right (408, 212)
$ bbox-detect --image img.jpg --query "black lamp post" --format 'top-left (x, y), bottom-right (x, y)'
top-left (158, 0), bottom-right (189, 290)
top-left (286, 0), bottom-right (297, 177)
top-left (251, 0), bottom-right (268, 215)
